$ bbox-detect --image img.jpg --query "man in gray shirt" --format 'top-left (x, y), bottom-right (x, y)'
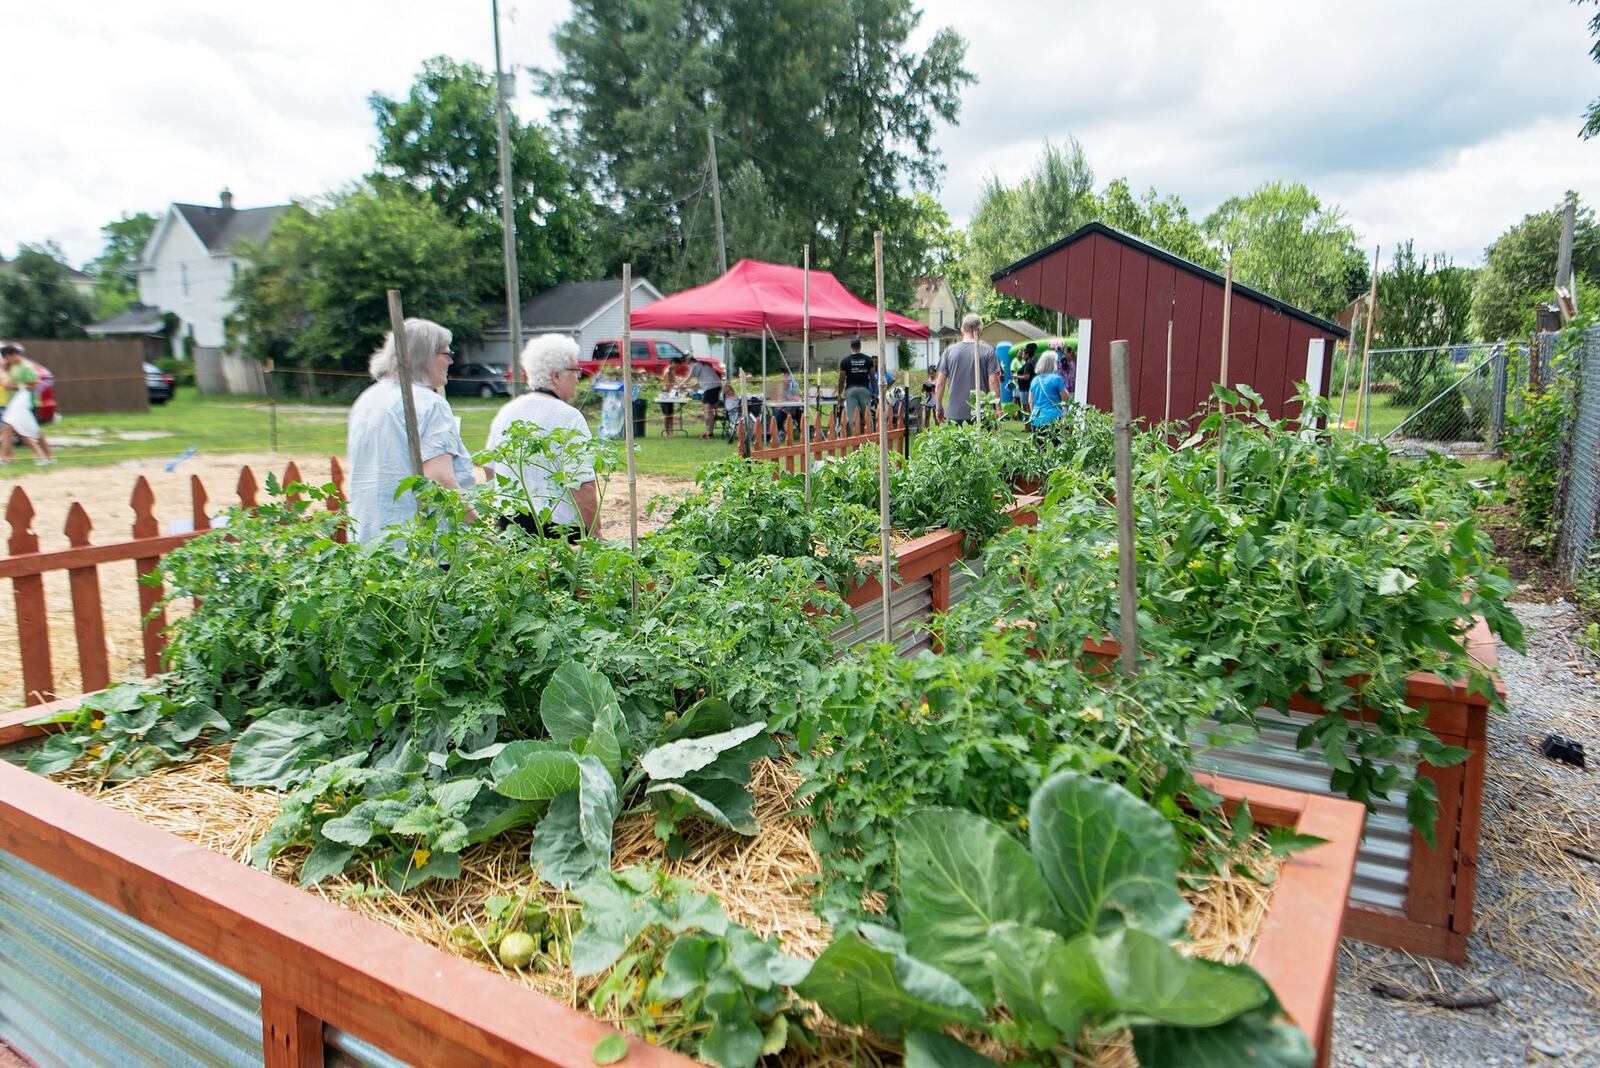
top-left (933, 313), bottom-right (1002, 424)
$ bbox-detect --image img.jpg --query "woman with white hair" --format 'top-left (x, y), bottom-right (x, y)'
top-left (1028, 350), bottom-right (1069, 439)
top-left (483, 334), bottom-right (599, 542)
top-left (345, 318), bottom-right (476, 543)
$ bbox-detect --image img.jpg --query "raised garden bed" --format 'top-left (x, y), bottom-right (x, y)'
top-left (0, 715), bottom-right (1361, 1067)
top-left (1080, 620), bottom-right (1501, 964)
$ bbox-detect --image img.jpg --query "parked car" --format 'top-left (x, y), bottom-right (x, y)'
top-left (443, 361), bottom-right (512, 399)
top-left (32, 361), bottom-right (56, 424)
top-left (144, 362), bottom-right (175, 405)
top-left (580, 338), bottom-right (722, 380)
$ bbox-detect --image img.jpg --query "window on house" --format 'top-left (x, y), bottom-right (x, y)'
top-left (231, 261), bottom-right (239, 280)
top-left (181, 262), bottom-right (189, 296)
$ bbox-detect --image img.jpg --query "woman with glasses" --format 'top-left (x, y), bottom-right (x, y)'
top-left (345, 318), bottom-right (476, 543)
top-left (482, 334), bottom-right (599, 542)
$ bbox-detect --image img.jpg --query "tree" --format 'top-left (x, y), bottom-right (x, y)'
top-left (229, 187), bottom-right (488, 374)
top-left (1202, 181), bottom-right (1365, 320)
top-left (1474, 193), bottom-right (1600, 339)
top-left (544, 0), bottom-right (971, 306)
top-left (1096, 178), bottom-right (1218, 270)
top-left (86, 211), bottom-right (158, 318)
top-left (1373, 240), bottom-right (1476, 402)
top-left (0, 243), bottom-right (94, 338)
top-left (370, 57), bottom-right (596, 299)
top-left (959, 139), bottom-right (1098, 325)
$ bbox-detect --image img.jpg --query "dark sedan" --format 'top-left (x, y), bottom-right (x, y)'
top-left (445, 361), bottom-right (512, 399)
top-left (144, 362), bottom-right (174, 405)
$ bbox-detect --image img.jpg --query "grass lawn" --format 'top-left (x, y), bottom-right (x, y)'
top-left (12, 391), bottom-right (742, 479)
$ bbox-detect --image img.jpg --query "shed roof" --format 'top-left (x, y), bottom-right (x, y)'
top-left (990, 318), bottom-right (1046, 339)
top-left (519, 279), bottom-right (640, 330)
top-left (85, 302), bottom-right (167, 336)
top-left (991, 221), bottom-right (1348, 339)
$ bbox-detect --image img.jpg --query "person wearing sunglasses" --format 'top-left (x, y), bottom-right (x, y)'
top-left (345, 318), bottom-right (476, 543)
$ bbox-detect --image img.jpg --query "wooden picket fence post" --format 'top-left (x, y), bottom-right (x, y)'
top-left (2, 460), bottom-right (345, 706)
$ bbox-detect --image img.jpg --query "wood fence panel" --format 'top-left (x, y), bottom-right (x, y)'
top-left (7, 488), bottom-right (54, 703)
top-left (64, 504), bottom-right (110, 693)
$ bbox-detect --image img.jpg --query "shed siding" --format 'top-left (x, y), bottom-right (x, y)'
top-left (1171, 269), bottom-right (1205, 421)
top-left (991, 226), bottom-right (1345, 427)
top-left (1256, 307), bottom-right (1292, 415)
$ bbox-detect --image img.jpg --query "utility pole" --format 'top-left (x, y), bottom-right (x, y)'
top-left (1557, 191), bottom-right (1578, 322)
top-left (706, 124), bottom-right (729, 372)
top-left (707, 125), bottom-right (728, 275)
top-left (492, 0), bottom-right (524, 395)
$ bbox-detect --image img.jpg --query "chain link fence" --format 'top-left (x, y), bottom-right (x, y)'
top-left (1555, 326), bottom-right (1600, 583)
top-left (1357, 341), bottom-right (1526, 458)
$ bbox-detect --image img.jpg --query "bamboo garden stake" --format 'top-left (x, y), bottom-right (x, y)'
top-left (1336, 302), bottom-right (1361, 430)
top-left (385, 290), bottom-right (423, 477)
top-left (802, 244), bottom-right (813, 510)
top-left (1163, 319), bottom-right (1174, 423)
top-left (1354, 246), bottom-right (1380, 438)
top-left (874, 232), bottom-right (893, 643)
top-left (619, 268), bottom-right (641, 598)
top-left (1214, 260), bottom-right (1233, 495)
top-left (1110, 339), bottom-right (1139, 676)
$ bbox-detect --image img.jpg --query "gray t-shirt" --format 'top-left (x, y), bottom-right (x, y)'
top-left (937, 340), bottom-right (1001, 422)
top-left (688, 359), bottom-right (722, 392)
top-left (346, 380), bottom-right (475, 543)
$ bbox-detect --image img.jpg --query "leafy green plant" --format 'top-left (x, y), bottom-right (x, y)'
top-left (475, 420), bottom-right (618, 542)
top-left (1502, 330), bottom-right (1581, 543)
top-left (567, 865), bottom-right (809, 1067)
top-left (937, 387), bottom-right (1523, 843)
top-left (27, 681), bottom-right (227, 780)
top-left (796, 771), bottom-right (1312, 1067)
top-left (781, 640), bottom-right (1242, 920)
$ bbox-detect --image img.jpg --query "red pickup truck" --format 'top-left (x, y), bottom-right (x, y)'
top-left (580, 338), bottom-right (723, 380)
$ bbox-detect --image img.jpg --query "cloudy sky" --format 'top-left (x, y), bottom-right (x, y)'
top-left (3, 0), bottom-right (1596, 272)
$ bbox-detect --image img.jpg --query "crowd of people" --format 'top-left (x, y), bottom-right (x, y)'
top-left (929, 313), bottom-right (1077, 435)
top-left (346, 312), bottom-right (1077, 545)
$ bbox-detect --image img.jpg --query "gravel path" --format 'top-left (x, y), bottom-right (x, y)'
top-left (1333, 601), bottom-right (1600, 1067)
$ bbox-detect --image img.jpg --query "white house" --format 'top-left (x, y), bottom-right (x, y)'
top-left (465, 278), bottom-right (709, 367)
top-left (89, 190), bottom-right (288, 355)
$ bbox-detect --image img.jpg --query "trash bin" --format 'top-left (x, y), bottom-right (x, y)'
top-left (632, 396), bottom-right (648, 438)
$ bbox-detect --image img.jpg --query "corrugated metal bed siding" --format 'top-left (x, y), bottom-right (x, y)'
top-left (0, 850), bottom-right (262, 1068)
top-left (830, 575), bottom-right (935, 656)
top-left (325, 1029), bottom-right (412, 1068)
top-left (1192, 711), bottom-right (1414, 913)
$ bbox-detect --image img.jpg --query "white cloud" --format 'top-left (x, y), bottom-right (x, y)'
top-left (1, 0), bottom-right (1597, 273)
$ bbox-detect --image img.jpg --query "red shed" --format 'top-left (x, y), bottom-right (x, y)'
top-left (991, 223), bottom-right (1349, 425)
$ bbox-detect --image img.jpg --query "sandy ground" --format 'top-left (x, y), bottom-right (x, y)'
top-left (0, 453), bottom-right (691, 712)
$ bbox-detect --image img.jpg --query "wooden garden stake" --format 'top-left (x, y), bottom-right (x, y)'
top-left (385, 290), bottom-right (423, 477)
top-left (1214, 261), bottom-right (1233, 496)
top-left (1110, 339), bottom-right (1139, 677)
top-left (802, 244), bottom-right (813, 510)
top-left (1336, 302), bottom-right (1361, 430)
top-left (874, 232), bottom-right (893, 643)
top-left (620, 266), bottom-right (641, 614)
top-left (1354, 246), bottom-right (1380, 438)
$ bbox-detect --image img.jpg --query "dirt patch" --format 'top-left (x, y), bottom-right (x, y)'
top-left (0, 454), bottom-right (689, 712)
top-left (1479, 504), bottom-right (1566, 602)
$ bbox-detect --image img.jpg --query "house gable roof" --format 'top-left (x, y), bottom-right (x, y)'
top-left (172, 202), bottom-right (289, 254)
top-left (515, 279), bottom-right (664, 332)
top-left (990, 318), bottom-right (1046, 339)
top-left (991, 221), bottom-right (1348, 338)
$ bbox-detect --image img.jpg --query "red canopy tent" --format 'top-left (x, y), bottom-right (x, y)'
top-left (630, 258), bottom-right (929, 339)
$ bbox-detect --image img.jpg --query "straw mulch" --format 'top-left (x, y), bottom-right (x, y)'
top-left (60, 750), bottom-right (1280, 1066)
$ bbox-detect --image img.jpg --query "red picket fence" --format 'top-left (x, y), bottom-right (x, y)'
top-left (740, 406), bottom-right (908, 473)
top-left (2, 459), bottom-right (345, 707)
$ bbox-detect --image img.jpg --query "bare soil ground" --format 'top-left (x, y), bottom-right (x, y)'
top-left (0, 454), bottom-right (690, 712)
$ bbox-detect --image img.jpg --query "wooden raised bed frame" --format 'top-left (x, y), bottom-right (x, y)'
top-left (1083, 622), bottom-right (1502, 965)
top-left (0, 720), bottom-right (1360, 1067)
top-left (4, 467), bottom-right (1491, 964)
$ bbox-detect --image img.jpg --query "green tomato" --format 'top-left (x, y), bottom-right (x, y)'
top-left (497, 931), bottom-right (538, 968)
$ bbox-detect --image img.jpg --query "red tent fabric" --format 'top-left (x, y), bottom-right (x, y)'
top-left (630, 258), bottom-right (929, 339)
